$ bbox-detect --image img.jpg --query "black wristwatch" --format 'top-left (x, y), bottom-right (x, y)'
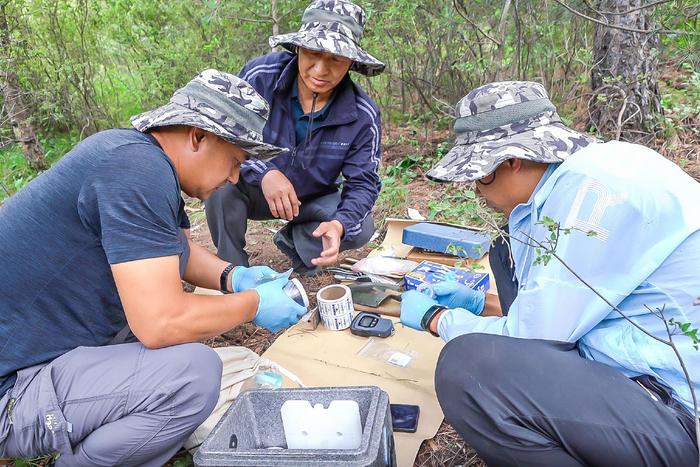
top-left (220, 264), bottom-right (235, 293)
top-left (421, 305), bottom-right (446, 337)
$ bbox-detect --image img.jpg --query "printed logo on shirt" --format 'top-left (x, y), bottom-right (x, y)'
top-left (564, 179), bottom-right (627, 242)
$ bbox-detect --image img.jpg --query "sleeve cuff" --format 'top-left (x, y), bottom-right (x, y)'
top-left (334, 212), bottom-right (361, 242)
top-left (436, 307), bottom-right (482, 342)
top-left (242, 160), bottom-right (276, 186)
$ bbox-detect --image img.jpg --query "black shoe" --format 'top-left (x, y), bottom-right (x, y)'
top-left (293, 263), bottom-right (322, 277)
top-left (273, 229), bottom-right (321, 277)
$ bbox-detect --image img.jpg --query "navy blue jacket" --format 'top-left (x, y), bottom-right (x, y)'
top-left (239, 52), bottom-right (381, 241)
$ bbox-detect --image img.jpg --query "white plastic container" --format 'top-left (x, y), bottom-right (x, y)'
top-left (281, 399), bottom-right (362, 450)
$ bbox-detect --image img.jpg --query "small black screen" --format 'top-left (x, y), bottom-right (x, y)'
top-left (359, 316), bottom-right (374, 327)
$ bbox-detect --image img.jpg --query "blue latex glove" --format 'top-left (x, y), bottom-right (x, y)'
top-left (231, 265), bottom-right (280, 292)
top-left (400, 290), bottom-right (439, 331)
top-left (252, 277), bottom-right (307, 333)
top-left (432, 281), bottom-right (485, 316)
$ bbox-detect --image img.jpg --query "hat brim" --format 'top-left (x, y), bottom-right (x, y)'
top-left (269, 29), bottom-right (385, 77)
top-left (427, 123), bottom-right (598, 182)
top-left (130, 102), bottom-right (286, 160)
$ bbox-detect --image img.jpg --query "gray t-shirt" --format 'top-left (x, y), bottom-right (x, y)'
top-left (0, 129), bottom-right (190, 396)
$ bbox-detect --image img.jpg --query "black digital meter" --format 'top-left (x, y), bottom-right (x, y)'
top-left (350, 312), bottom-right (395, 338)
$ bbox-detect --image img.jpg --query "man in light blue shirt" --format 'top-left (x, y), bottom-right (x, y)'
top-left (401, 81), bottom-right (700, 465)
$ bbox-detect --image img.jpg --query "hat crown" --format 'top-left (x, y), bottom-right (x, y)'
top-left (171, 69), bottom-right (270, 140)
top-left (456, 81), bottom-right (551, 119)
top-left (301, 0), bottom-right (366, 42)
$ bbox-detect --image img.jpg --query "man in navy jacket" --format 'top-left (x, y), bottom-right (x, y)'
top-left (206, 0), bottom-right (384, 275)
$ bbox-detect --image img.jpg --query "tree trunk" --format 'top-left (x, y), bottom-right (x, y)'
top-left (492, 0), bottom-right (512, 81)
top-left (0, 4), bottom-right (47, 172)
top-left (271, 0), bottom-right (279, 43)
top-left (589, 0), bottom-right (662, 144)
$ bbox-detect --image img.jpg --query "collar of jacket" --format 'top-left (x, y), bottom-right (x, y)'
top-left (273, 54), bottom-right (359, 127)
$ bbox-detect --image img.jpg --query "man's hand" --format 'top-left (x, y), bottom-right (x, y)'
top-left (433, 281), bottom-right (485, 315)
top-left (311, 220), bottom-right (344, 266)
top-left (252, 276), bottom-right (308, 332)
top-left (231, 265), bottom-right (280, 292)
top-left (261, 170), bottom-right (300, 221)
top-left (400, 290), bottom-right (439, 331)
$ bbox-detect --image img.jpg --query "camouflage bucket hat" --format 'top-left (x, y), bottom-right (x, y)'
top-left (131, 69), bottom-right (287, 159)
top-left (269, 0), bottom-right (385, 77)
top-left (427, 81), bottom-right (598, 182)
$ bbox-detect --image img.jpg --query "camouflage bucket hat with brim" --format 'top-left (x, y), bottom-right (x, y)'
top-left (131, 69), bottom-right (287, 159)
top-left (427, 81), bottom-right (598, 183)
top-left (269, 0), bottom-right (385, 77)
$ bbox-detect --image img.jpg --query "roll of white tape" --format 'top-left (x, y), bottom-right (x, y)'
top-left (316, 284), bottom-right (355, 331)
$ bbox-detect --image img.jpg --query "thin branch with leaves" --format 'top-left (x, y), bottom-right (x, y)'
top-left (516, 217), bottom-right (699, 461)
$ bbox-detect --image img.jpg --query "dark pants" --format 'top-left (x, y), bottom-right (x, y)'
top-left (435, 335), bottom-right (697, 466)
top-left (205, 179), bottom-right (374, 268)
top-left (489, 226), bottom-right (518, 315)
top-left (435, 230), bottom-right (697, 466)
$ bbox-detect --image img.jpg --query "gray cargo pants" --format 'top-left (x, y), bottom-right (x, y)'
top-left (205, 179), bottom-right (374, 269)
top-left (436, 333), bottom-right (698, 466)
top-left (0, 342), bottom-right (222, 466)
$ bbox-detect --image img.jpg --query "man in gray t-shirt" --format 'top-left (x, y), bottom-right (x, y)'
top-left (0, 70), bottom-right (306, 466)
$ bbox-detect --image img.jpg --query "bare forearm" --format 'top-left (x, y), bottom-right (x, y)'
top-left (145, 290), bottom-right (259, 348)
top-left (183, 239), bottom-right (231, 290)
top-left (481, 293), bottom-right (503, 317)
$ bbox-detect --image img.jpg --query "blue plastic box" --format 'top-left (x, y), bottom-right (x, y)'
top-left (404, 261), bottom-right (490, 294)
top-left (402, 223), bottom-right (490, 259)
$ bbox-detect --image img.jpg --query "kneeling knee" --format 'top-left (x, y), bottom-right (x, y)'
top-left (435, 334), bottom-right (512, 403)
top-left (175, 344), bottom-right (222, 416)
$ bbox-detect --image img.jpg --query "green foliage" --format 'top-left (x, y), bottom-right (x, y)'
top-left (383, 151), bottom-right (430, 184)
top-left (0, 133), bottom-right (79, 201)
top-left (2, 0), bottom-right (698, 210)
top-left (661, 67), bottom-right (700, 121)
top-left (445, 242), bottom-right (484, 271)
top-left (669, 317), bottom-right (700, 351)
top-left (0, 0), bottom-right (612, 135)
top-left (426, 187), bottom-right (481, 225)
top-left (12, 455), bottom-right (55, 467)
top-left (172, 453), bottom-right (194, 467)
top-left (533, 215), bottom-right (596, 267)
top-left (376, 172), bottom-right (409, 217)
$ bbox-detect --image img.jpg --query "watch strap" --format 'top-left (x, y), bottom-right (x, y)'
top-left (421, 304), bottom-right (446, 335)
top-left (220, 263), bottom-right (235, 293)
top-left (420, 304), bottom-right (445, 330)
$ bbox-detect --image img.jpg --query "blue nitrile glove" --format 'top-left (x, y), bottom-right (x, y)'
top-left (432, 281), bottom-right (485, 316)
top-left (252, 276), bottom-right (307, 333)
top-left (400, 290), bottom-right (439, 331)
top-left (231, 265), bottom-right (280, 292)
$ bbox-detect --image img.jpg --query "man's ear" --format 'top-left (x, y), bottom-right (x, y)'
top-left (506, 158), bottom-right (523, 173)
top-left (189, 127), bottom-right (207, 152)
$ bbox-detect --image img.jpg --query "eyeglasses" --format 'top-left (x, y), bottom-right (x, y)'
top-left (477, 172), bottom-right (496, 186)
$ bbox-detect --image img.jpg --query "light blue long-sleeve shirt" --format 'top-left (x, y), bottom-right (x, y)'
top-left (437, 141), bottom-right (700, 410)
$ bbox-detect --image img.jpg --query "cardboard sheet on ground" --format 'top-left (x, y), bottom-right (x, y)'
top-left (262, 319), bottom-right (445, 467)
